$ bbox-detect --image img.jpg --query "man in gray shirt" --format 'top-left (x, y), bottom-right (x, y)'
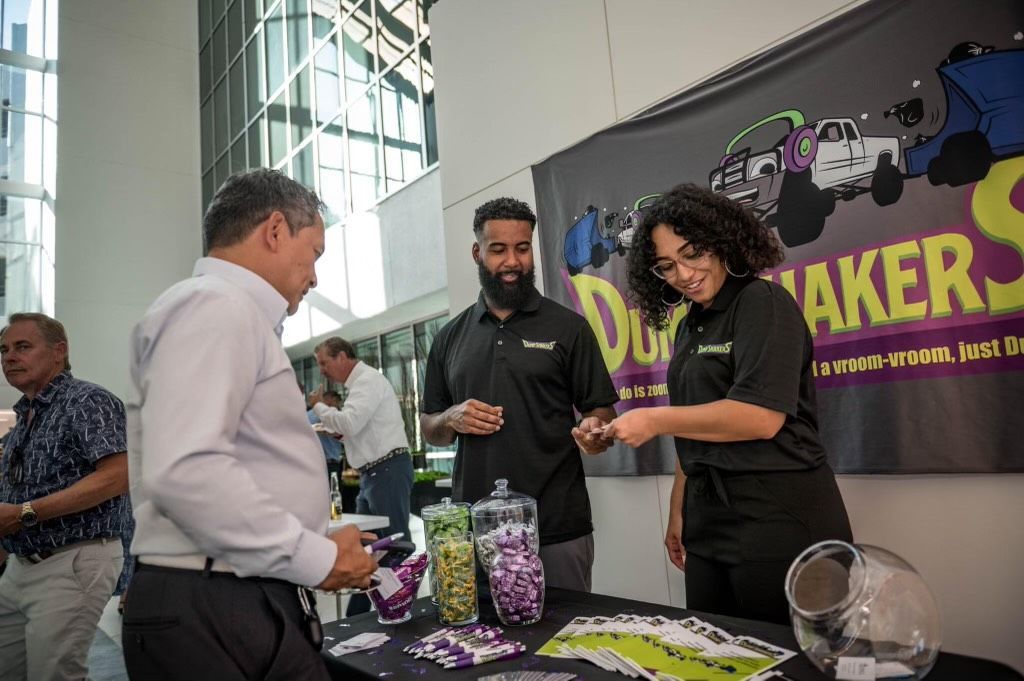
top-left (124, 169), bottom-right (375, 680)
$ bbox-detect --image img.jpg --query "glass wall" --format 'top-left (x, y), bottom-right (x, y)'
top-left (0, 0), bottom-right (57, 317)
top-left (197, 0), bottom-right (437, 218)
top-left (292, 311), bottom-right (450, 469)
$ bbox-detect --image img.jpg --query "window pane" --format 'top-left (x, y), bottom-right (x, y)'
top-left (376, 0), bottom-right (414, 74)
top-left (342, 2), bottom-right (375, 99)
top-left (286, 0), bottom-right (308, 73)
top-left (268, 90), bottom-right (288, 166)
top-left (265, 4), bottom-right (285, 95)
top-left (212, 17), bottom-right (227, 84)
top-left (231, 134), bottom-right (247, 174)
top-left (421, 41), bottom-right (436, 165)
top-left (199, 0), bottom-right (213, 46)
top-left (248, 115), bottom-right (267, 167)
top-left (199, 42), bottom-right (212, 99)
top-left (0, 239), bottom-right (43, 316)
top-left (381, 53), bottom-right (422, 191)
top-left (1, 63), bottom-right (43, 114)
top-left (381, 327), bottom-right (416, 449)
top-left (2, 0), bottom-right (45, 57)
top-left (229, 58), bottom-right (246, 139)
top-left (201, 98), bottom-right (214, 169)
top-left (355, 337), bottom-right (380, 369)
top-left (42, 115), bottom-right (55, 195)
top-left (314, 34), bottom-right (341, 125)
top-left (1, 111), bottom-right (43, 184)
top-left (289, 65), bottom-right (313, 147)
top-left (292, 141), bottom-right (314, 188)
top-left (243, 0), bottom-right (261, 38)
top-left (414, 314), bottom-right (447, 452)
top-left (317, 120), bottom-right (346, 221)
top-left (312, 0), bottom-right (336, 42)
top-left (245, 32), bottom-right (265, 120)
top-left (347, 86), bottom-right (381, 211)
top-left (215, 151), bottom-right (231, 190)
top-left (202, 171), bottom-right (215, 216)
top-left (214, 77), bottom-right (229, 156)
top-left (228, 0), bottom-right (244, 60)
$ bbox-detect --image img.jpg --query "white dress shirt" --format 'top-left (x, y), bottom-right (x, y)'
top-left (127, 257), bottom-right (336, 587)
top-left (313, 361), bottom-right (409, 470)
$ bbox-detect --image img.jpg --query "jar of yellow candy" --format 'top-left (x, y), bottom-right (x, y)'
top-left (432, 532), bottom-right (479, 626)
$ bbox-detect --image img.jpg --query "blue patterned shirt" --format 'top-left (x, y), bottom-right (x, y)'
top-left (0, 371), bottom-right (129, 554)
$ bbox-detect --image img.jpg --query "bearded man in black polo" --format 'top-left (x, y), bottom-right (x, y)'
top-left (420, 197), bottom-right (618, 592)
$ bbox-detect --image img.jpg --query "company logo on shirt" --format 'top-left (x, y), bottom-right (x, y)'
top-left (522, 340), bottom-right (557, 350)
top-left (697, 342), bottom-right (732, 354)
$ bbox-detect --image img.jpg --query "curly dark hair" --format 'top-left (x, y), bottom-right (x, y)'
top-left (626, 183), bottom-right (785, 330)
top-left (473, 197), bottom-right (537, 236)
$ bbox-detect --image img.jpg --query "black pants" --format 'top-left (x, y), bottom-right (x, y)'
top-left (122, 564), bottom-right (329, 681)
top-left (683, 464), bottom-right (852, 625)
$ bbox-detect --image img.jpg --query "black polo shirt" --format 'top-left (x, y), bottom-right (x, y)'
top-left (668, 275), bottom-right (825, 474)
top-left (422, 288), bottom-right (618, 545)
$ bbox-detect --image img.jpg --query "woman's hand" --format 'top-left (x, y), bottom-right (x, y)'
top-left (665, 510), bottom-right (686, 571)
top-left (603, 409), bottom-right (660, 448)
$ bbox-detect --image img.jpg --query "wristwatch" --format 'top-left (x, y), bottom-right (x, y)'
top-left (19, 501), bottom-right (38, 528)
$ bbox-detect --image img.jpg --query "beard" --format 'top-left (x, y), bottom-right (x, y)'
top-left (478, 261), bottom-right (536, 311)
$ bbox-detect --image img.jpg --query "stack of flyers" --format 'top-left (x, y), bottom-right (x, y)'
top-left (536, 614), bottom-right (796, 681)
top-left (477, 673), bottom-right (577, 681)
top-left (327, 632), bottom-right (390, 657)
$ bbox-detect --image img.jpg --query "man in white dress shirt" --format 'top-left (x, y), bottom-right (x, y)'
top-left (309, 337), bottom-right (413, 616)
top-left (123, 169), bottom-right (376, 681)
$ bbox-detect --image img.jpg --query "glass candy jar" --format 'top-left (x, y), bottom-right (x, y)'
top-left (785, 540), bottom-right (942, 681)
top-left (421, 497), bottom-right (471, 604)
top-left (432, 532), bottom-right (479, 626)
top-left (471, 479), bottom-right (544, 625)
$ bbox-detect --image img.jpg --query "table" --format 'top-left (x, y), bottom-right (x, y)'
top-left (327, 514), bottom-right (390, 533)
top-left (322, 588), bottom-right (1022, 681)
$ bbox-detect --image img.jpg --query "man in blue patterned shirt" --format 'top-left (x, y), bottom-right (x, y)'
top-left (0, 313), bottom-right (129, 681)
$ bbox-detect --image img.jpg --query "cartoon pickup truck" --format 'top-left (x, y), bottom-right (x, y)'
top-left (562, 196), bottom-right (656, 276)
top-left (904, 48), bottom-right (1024, 187)
top-left (709, 111), bottom-right (902, 247)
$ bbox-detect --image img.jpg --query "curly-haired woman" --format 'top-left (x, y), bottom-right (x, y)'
top-left (601, 183), bottom-right (852, 624)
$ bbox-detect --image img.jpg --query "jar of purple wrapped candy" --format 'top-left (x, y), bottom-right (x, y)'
top-left (368, 552), bottom-right (429, 625)
top-left (470, 479), bottom-right (545, 626)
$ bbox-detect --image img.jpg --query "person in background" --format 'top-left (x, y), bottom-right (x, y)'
top-left (601, 183), bottom-right (852, 624)
top-left (309, 337), bottom-right (413, 616)
top-left (308, 389), bottom-right (344, 480)
top-left (419, 197), bottom-right (618, 593)
top-left (124, 169), bottom-right (375, 680)
top-left (0, 313), bottom-right (129, 681)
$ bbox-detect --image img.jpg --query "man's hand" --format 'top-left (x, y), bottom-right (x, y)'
top-left (0, 503), bottom-right (22, 538)
top-left (445, 399), bottom-right (503, 436)
top-left (308, 385), bottom-right (325, 408)
top-left (571, 416), bottom-right (614, 455)
top-left (603, 409), bottom-right (660, 448)
top-left (317, 524), bottom-right (377, 591)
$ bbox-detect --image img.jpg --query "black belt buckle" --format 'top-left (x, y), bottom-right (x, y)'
top-left (297, 587), bottom-right (324, 651)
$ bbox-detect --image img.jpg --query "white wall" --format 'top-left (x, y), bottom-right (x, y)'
top-left (431, 0), bottom-right (1024, 672)
top-left (53, 1), bottom-right (202, 398)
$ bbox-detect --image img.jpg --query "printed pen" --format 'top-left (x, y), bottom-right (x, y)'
top-left (403, 627), bottom-right (454, 653)
top-left (443, 646), bottom-right (525, 669)
top-left (364, 532), bottom-right (405, 554)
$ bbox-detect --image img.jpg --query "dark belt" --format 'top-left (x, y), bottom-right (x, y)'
top-left (16, 537), bottom-right (113, 565)
top-left (356, 447), bottom-right (409, 473)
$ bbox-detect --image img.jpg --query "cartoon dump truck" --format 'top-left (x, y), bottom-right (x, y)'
top-left (709, 110), bottom-right (902, 247)
top-left (904, 48), bottom-right (1024, 186)
top-left (563, 195), bottom-right (658, 276)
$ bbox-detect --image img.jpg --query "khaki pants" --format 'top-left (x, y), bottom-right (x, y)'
top-left (0, 538), bottom-right (123, 681)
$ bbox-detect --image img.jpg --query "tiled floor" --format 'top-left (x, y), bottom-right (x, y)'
top-left (87, 514), bottom-right (427, 680)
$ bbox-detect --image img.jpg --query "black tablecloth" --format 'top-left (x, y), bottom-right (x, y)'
top-left (322, 588), bottom-right (1022, 680)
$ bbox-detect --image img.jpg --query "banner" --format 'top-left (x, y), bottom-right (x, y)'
top-left (533, 0), bottom-right (1024, 475)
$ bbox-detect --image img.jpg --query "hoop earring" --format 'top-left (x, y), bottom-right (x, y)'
top-left (660, 283), bottom-right (685, 307)
top-left (724, 261), bottom-right (750, 278)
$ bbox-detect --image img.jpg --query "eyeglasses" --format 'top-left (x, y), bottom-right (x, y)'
top-left (650, 249), bottom-right (709, 280)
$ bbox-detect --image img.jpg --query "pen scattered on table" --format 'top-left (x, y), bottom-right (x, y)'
top-left (403, 625), bottom-right (526, 669)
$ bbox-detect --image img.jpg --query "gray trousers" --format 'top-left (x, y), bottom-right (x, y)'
top-left (539, 533), bottom-right (595, 592)
top-left (0, 538), bottom-right (123, 681)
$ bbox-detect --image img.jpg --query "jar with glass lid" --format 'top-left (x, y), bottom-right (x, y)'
top-left (421, 497), bottom-right (471, 603)
top-left (470, 479), bottom-right (544, 626)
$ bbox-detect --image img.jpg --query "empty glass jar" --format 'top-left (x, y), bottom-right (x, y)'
top-left (785, 540), bottom-right (942, 680)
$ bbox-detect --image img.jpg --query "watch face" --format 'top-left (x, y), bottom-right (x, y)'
top-left (20, 507), bottom-right (38, 527)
